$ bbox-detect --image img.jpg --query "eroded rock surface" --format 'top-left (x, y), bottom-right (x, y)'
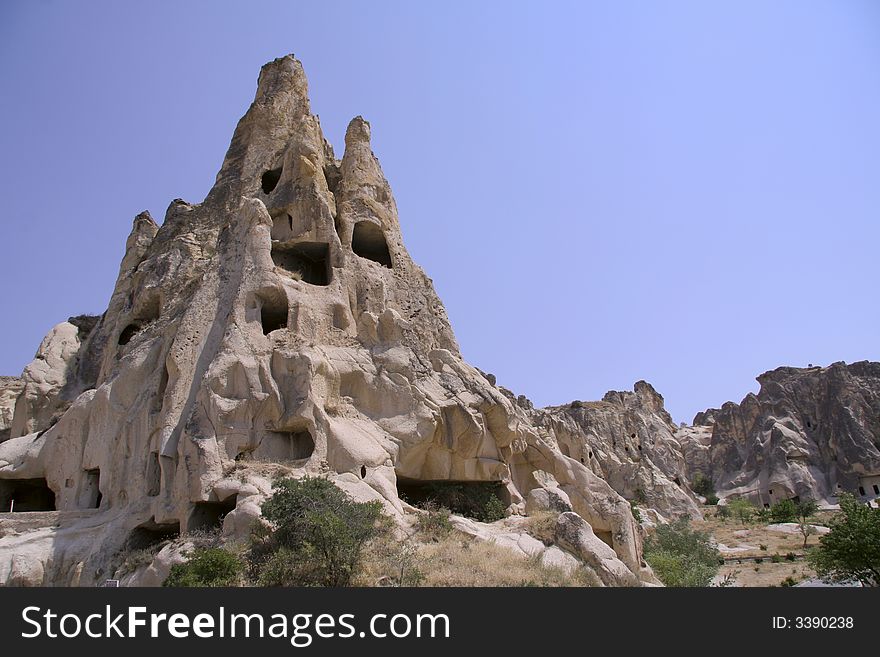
top-left (679, 362), bottom-right (880, 506)
top-left (0, 55), bottom-right (652, 586)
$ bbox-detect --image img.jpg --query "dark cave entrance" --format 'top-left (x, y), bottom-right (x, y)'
top-left (351, 221), bottom-right (392, 268)
top-left (0, 478), bottom-right (56, 512)
top-left (81, 469), bottom-right (102, 509)
top-left (261, 167), bottom-right (282, 194)
top-left (188, 497), bottom-right (237, 533)
top-left (271, 242), bottom-right (331, 285)
top-left (396, 477), bottom-right (509, 522)
top-left (254, 430), bottom-right (315, 462)
top-left (126, 519), bottom-right (181, 550)
top-left (253, 288), bottom-right (289, 335)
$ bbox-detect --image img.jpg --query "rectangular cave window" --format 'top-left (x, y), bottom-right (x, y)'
top-left (395, 477), bottom-right (509, 522)
top-left (873, 484), bottom-right (879, 495)
top-left (271, 242), bottom-right (331, 285)
top-left (81, 469), bottom-right (102, 509)
top-left (859, 486), bottom-right (866, 496)
top-left (188, 497), bottom-right (237, 533)
top-left (351, 221), bottom-right (392, 268)
top-left (146, 452), bottom-right (161, 497)
top-left (258, 291), bottom-right (289, 335)
top-left (0, 478), bottom-right (56, 512)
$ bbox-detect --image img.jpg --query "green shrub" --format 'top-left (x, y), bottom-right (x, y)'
top-left (759, 544), bottom-right (768, 551)
top-left (705, 494), bottom-right (719, 506)
top-left (691, 473), bottom-right (715, 498)
top-left (644, 518), bottom-right (720, 587)
top-left (416, 503), bottom-right (454, 537)
top-left (808, 493), bottom-right (880, 587)
top-left (770, 499), bottom-right (798, 523)
top-left (780, 576), bottom-right (798, 587)
top-left (716, 505), bottom-right (731, 520)
top-left (727, 498), bottom-right (756, 525)
top-left (630, 501), bottom-right (642, 523)
top-left (771, 554), bottom-right (782, 563)
top-left (255, 476), bottom-right (385, 586)
top-left (163, 547), bottom-right (243, 587)
top-left (785, 552), bottom-right (797, 562)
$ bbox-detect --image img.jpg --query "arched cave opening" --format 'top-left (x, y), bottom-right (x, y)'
top-left (0, 478), bottom-right (56, 512)
top-left (254, 430), bottom-right (315, 462)
top-left (126, 519), bottom-right (180, 550)
top-left (351, 221), bottom-right (392, 268)
top-left (271, 242), bottom-right (331, 285)
top-left (188, 496), bottom-right (237, 533)
top-left (261, 166), bottom-right (282, 194)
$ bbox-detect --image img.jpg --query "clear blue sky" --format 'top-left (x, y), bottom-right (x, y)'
top-left (1, 1), bottom-right (878, 423)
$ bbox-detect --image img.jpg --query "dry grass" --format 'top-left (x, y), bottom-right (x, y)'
top-left (416, 535), bottom-right (595, 587)
top-left (697, 506), bottom-right (833, 586)
top-left (356, 522), bottom-right (596, 587)
top-left (522, 511), bottom-right (558, 546)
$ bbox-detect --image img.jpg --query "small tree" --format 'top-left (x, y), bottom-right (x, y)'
top-left (809, 494), bottom-right (880, 587)
top-left (727, 498), bottom-right (756, 526)
top-left (643, 518), bottom-right (721, 587)
top-left (691, 473), bottom-right (715, 498)
top-left (796, 499), bottom-right (819, 548)
top-left (256, 477), bottom-right (385, 586)
top-left (770, 499), bottom-right (797, 523)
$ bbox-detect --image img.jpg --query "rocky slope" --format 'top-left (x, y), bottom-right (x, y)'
top-left (534, 382), bottom-right (702, 520)
top-left (679, 362), bottom-right (880, 507)
top-left (0, 55), bottom-right (656, 587)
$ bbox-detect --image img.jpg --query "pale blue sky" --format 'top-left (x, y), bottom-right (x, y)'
top-left (1, 1), bottom-right (878, 423)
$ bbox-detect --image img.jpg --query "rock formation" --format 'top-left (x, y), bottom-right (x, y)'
top-left (679, 362), bottom-right (880, 507)
top-left (534, 382), bottom-right (702, 520)
top-left (0, 55), bottom-right (656, 587)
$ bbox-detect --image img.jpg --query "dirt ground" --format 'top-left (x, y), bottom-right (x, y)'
top-left (695, 507), bottom-right (836, 587)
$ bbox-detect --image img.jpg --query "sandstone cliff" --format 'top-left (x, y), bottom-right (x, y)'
top-left (0, 56), bottom-right (655, 587)
top-left (535, 381), bottom-right (702, 520)
top-left (679, 361), bottom-right (880, 507)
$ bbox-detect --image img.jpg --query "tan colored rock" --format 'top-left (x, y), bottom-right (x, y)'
top-left (679, 362), bottom-right (880, 506)
top-left (0, 55), bottom-right (650, 586)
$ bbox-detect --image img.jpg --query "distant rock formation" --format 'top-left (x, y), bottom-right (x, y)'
top-left (679, 362), bottom-right (880, 507)
top-left (536, 381), bottom-right (702, 520)
top-left (0, 55), bottom-right (655, 587)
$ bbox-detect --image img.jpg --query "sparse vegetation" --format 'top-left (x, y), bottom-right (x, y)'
top-left (727, 498), bottom-right (756, 525)
top-left (692, 473), bottom-right (715, 498)
top-left (809, 493), bottom-right (880, 587)
top-left (163, 547), bottom-right (244, 587)
top-left (643, 518), bottom-right (720, 587)
top-left (523, 511), bottom-right (559, 546)
top-left (415, 503), bottom-right (454, 538)
top-left (770, 499), bottom-right (798, 523)
top-left (252, 476), bottom-right (385, 586)
top-left (400, 481), bottom-right (508, 523)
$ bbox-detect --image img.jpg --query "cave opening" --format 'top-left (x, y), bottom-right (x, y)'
top-left (118, 323), bottom-right (141, 346)
top-left (255, 430), bottom-right (315, 462)
top-left (258, 291), bottom-right (289, 335)
top-left (81, 469), bottom-right (102, 509)
top-left (271, 242), bottom-right (331, 285)
top-left (351, 221), bottom-right (392, 268)
top-left (261, 167), bottom-right (282, 194)
top-left (188, 497), bottom-right (237, 533)
top-left (396, 477), bottom-right (508, 522)
top-left (126, 519), bottom-right (180, 550)
top-left (0, 478), bottom-right (56, 512)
